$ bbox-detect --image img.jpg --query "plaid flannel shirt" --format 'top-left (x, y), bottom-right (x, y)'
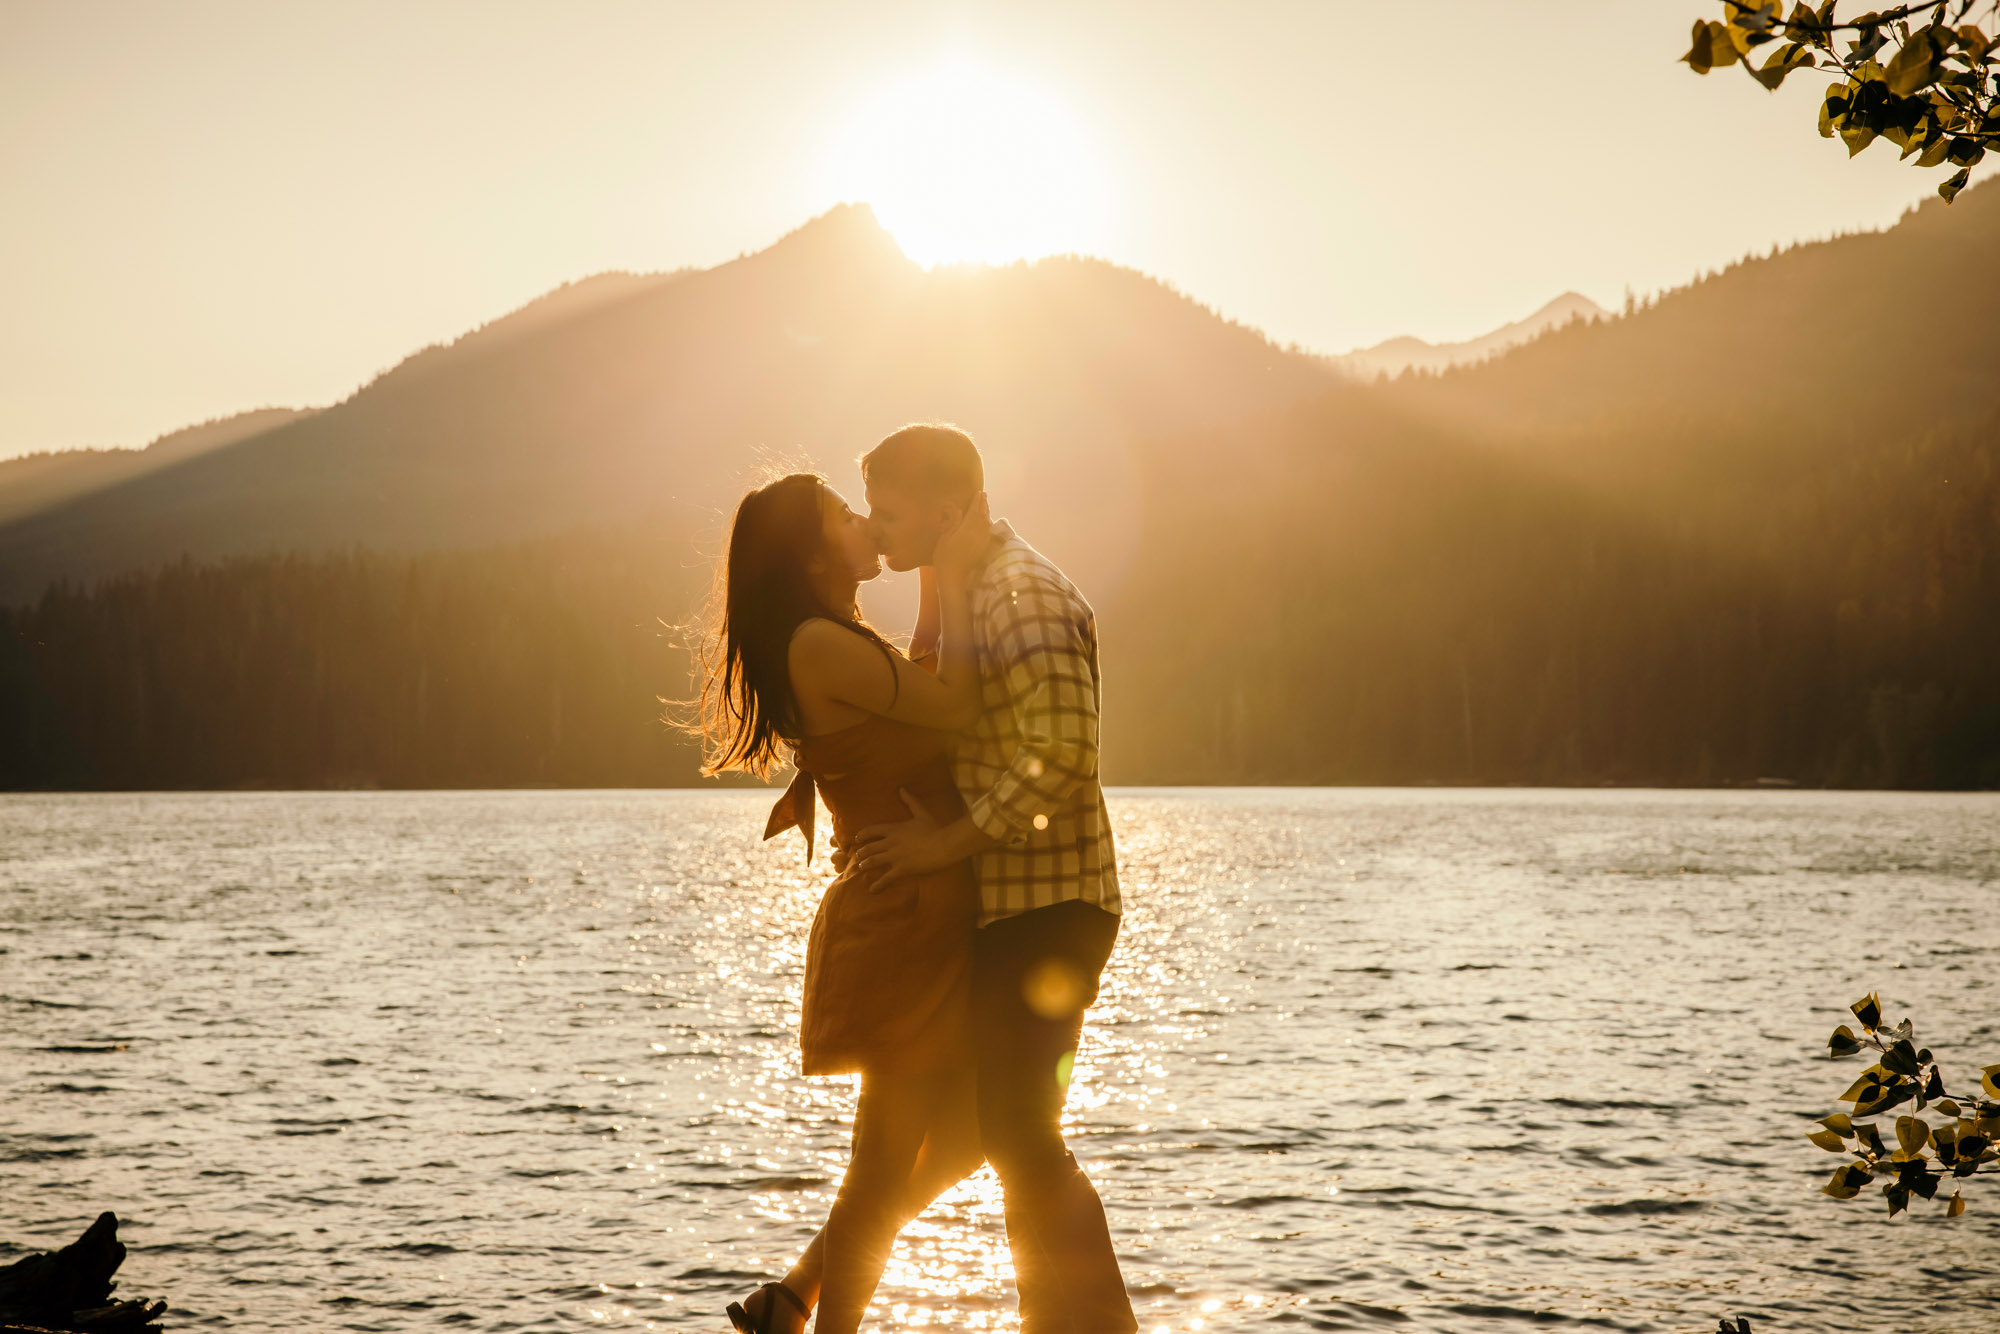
top-left (956, 521), bottom-right (1122, 927)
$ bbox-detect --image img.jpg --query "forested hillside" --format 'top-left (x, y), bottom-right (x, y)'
top-left (0, 526), bottom-right (700, 789)
top-left (1111, 390), bottom-right (1998, 787)
top-left (1106, 183), bottom-right (2000, 787)
top-left (2, 186), bottom-right (1996, 789)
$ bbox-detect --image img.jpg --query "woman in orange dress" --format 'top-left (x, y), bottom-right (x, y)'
top-left (694, 471), bottom-right (994, 1334)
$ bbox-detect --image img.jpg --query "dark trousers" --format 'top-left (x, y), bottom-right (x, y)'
top-left (972, 900), bottom-right (1135, 1334)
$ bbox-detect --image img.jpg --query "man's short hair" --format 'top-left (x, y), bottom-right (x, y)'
top-left (860, 423), bottom-right (984, 499)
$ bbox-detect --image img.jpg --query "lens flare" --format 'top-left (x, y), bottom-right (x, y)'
top-left (1023, 958), bottom-right (1086, 1020)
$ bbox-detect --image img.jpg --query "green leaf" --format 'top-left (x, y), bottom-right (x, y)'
top-left (1686, 19), bottom-right (1719, 73)
top-left (1710, 19), bottom-right (1746, 68)
top-left (1855, 1123), bottom-right (1887, 1157)
top-left (1821, 1112), bottom-right (1855, 1137)
top-left (1886, 108), bottom-right (1935, 156)
top-left (1822, 1163), bottom-right (1871, 1199)
top-left (1855, 1080), bottom-right (1915, 1118)
top-left (1936, 1099), bottom-right (1960, 1118)
top-left (1730, 1), bottom-right (1780, 33)
top-left (1828, 1024), bottom-right (1862, 1057)
top-left (1840, 1064), bottom-right (1892, 1100)
top-left (1750, 41), bottom-right (1816, 89)
top-left (1946, 138), bottom-right (1987, 167)
top-left (1852, 992), bottom-right (1882, 1030)
top-left (1985, 1066), bottom-right (2000, 1098)
top-left (1884, 1180), bottom-right (1910, 1215)
top-left (1883, 1039), bottom-right (1922, 1077)
top-left (1807, 1128), bottom-right (1848, 1151)
top-left (1884, 28), bottom-right (1943, 97)
top-left (1722, 19), bottom-right (1750, 66)
top-left (1783, 2), bottom-right (1827, 46)
top-left (1947, 1192), bottom-right (1966, 1217)
top-left (1841, 1065), bottom-right (1893, 1101)
top-left (1894, 1115), bottom-right (1930, 1158)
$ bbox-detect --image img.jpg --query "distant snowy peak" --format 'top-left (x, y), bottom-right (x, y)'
top-left (1333, 292), bottom-right (1610, 380)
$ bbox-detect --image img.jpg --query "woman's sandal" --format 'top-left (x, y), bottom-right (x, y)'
top-left (726, 1280), bottom-right (807, 1334)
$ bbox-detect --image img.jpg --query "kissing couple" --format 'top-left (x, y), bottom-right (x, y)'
top-left (694, 424), bottom-right (1135, 1334)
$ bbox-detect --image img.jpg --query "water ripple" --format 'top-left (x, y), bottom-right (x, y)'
top-left (1, 788), bottom-right (1997, 1332)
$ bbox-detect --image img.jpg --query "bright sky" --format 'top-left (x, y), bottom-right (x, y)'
top-left (0, 0), bottom-right (1980, 459)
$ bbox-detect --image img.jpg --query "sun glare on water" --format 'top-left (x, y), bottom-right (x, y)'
top-left (824, 57), bottom-right (1113, 266)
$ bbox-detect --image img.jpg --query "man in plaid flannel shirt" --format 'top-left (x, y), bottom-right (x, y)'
top-left (850, 423), bottom-right (1133, 1334)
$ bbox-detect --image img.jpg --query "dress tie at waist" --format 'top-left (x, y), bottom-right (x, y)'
top-left (764, 767), bottom-right (816, 864)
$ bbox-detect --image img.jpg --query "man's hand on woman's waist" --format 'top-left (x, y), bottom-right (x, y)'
top-left (847, 790), bottom-right (996, 891)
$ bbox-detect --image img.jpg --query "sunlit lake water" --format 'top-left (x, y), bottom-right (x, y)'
top-left (2, 789), bottom-right (1997, 1334)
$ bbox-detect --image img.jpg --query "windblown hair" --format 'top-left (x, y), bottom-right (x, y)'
top-left (859, 422), bottom-right (985, 499)
top-left (693, 472), bottom-right (895, 779)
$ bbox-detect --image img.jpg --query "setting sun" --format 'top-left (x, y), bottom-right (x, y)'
top-left (822, 57), bottom-right (1112, 266)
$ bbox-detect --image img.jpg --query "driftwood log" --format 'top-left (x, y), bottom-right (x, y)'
top-left (0, 1213), bottom-right (164, 1333)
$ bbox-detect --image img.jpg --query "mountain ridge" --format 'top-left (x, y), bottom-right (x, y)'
top-left (0, 203), bottom-right (1336, 605)
top-left (0, 407), bottom-right (318, 530)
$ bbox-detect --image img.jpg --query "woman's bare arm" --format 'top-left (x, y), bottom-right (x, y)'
top-left (791, 493), bottom-right (990, 732)
top-left (789, 617), bottom-right (976, 732)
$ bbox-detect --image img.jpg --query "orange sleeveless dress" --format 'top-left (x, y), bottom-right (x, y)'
top-left (764, 715), bottom-right (978, 1077)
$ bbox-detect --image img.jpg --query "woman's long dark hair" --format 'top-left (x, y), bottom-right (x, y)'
top-left (693, 472), bottom-right (896, 779)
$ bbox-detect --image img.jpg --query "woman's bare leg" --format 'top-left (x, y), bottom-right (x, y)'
top-left (812, 1072), bottom-right (929, 1334)
top-left (761, 1064), bottom-right (982, 1328)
